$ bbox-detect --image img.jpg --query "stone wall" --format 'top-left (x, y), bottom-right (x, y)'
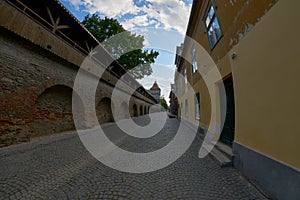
top-left (96, 97), bottom-right (114, 124)
top-left (27, 85), bottom-right (75, 137)
top-left (0, 28), bottom-right (78, 147)
top-left (0, 28), bottom-right (153, 147)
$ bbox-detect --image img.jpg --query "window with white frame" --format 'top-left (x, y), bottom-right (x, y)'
top-left (194, 92), bottom-right (200, 120)
top-left (183, 65), bottom-right (188, 93)
top-left (183, 66), bottom-right (187, 84)
top-left (205, 3), bottom-right (222, 49)
top-left (191, 48), bottom-right (198, 73)
top-left (185, 99), bottom-right (188, 118)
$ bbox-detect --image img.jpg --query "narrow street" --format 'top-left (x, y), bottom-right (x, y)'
top-left (0, 116), bottom-right (265, 199)
top-left (1, 0), bottom-right (299, 199)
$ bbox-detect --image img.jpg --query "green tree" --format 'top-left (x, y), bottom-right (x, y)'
top-left (82, 14), bottom-right (159, 79)
top-left (160, 97), bottom-right (169, 110)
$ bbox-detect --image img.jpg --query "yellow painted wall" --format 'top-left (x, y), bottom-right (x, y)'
top-left (183, 0), bottom-right (277, 132)
top-left (230, 0), bottom-right (300, 169)
top-left (178, 0), bottom-right (300, 169)
top-left (189, 0), bottom-right (277, 64)
top-left (192, 79), bottom-right (212, 127)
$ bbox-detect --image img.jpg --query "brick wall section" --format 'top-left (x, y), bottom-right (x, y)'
top-left (0, 29), bottom-right (79, 147)
top-left (26, 85), bottom-right (75, 137)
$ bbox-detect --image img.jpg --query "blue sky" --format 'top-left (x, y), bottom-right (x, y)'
top-left (60, 0), bottom-right (192, 103)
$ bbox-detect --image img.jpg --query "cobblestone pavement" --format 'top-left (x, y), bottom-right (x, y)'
top-left (0, 116), bottom-right (266, 199)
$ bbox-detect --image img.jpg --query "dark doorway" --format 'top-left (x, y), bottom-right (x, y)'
top-left (96, 97), bottom-right (114, 124)
top-left (220, 76), bottom-right (235, 146)
top-left (133, 104), bottom-right (138, 117)
top-left (140, 105), bottom-right (143, 116)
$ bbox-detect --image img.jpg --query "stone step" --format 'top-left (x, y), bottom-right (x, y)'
top-left (202, 143), bottom-right (232, 168)
top-left (215, 141), bottom-right (233, 158)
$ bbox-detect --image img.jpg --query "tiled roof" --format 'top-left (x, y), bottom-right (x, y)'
top-left (150, 81), bottom-right (161, 90)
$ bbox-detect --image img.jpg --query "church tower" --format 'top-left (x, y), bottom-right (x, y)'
top-left (149, 81), bottom-right (161, 104)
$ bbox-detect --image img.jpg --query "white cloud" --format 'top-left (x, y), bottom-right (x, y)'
top-left (143, 37), bottom-right (150, 46)
top-left (140, 0), bottom-right (191, 35)
top-left (64, 0), bottom-right (192, 35)
top-left (63, 0), bottom-right (82, 10)
top-left (88, 0), bottom-right (139, 17)
top-left (122, 14), bottom-right (157, 31)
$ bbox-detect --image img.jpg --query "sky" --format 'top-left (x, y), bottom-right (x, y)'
top-left (60, 0), bottom-right (193, 104)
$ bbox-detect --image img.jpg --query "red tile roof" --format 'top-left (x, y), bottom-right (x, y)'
top-left (150, 81), bottom-right (161, 90)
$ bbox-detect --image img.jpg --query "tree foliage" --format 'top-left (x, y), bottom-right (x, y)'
top-left (82, 14), bottom-right (159, 79)
top-left (160, 97), bottom-right (169, 110)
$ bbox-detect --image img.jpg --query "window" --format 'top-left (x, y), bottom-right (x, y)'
top-left (191, 48), bottom-right (198, 73)
top-left (183, 66), bottom-right (187, 84)
top-left (194, 93), bottom-right (200, 120)
top-left (185, 99), bottom-right (189, 118)
top-left (177, 73), bottom-right (184, 96)
top-left (205, 3), bottom-right (222, 49)
top-left (183, 65), bottom-right (188, 93)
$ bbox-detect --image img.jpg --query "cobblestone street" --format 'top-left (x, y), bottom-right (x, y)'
top-left (0, 117), bottom-right (266, 199)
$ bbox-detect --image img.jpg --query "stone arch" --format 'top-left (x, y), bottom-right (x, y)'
top-left (27, 85), bottom-right (81, 137)
top-left (144, 106), bottom-right (147, 115)
top-left (96, 97), bottom-right (114, 124)
top-left (139, 105), bottom-right (143, 116)
top-left (133, 104), bottom-right (138, 117)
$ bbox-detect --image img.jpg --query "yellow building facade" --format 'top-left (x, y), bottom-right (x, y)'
top-left (175, 0), bottom-right (300, 199)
